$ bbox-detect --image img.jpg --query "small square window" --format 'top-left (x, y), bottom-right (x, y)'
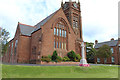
top-left (97, 58), bottom-right (100, 63)
top-left (111, 57), bottom-right (115, 63)
top-left (111, 48), bottom-right (114, 53)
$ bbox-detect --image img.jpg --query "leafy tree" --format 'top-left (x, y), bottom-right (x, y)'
top-left (0, 27), bottom-right (10, 55)
top-left (52, 50), bottom-right (58, 61)
top-left (86, 42), bottom-right (96, 63)
top-left (67, 50), bottom-right (76, 61)
top-left (87, 48), bottom-right (97, 63)
top-left (96, 44), bottom-right (112, 58)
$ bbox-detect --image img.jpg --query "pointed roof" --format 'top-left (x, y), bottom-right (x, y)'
top-left (17, 8), bottom-right (60, 36)
top-left (18, 22), bottom-right (35, 36)
top-left (94, 40), bottom-right (118, 48)
top-left (33, 10), bottom-right (58, 32)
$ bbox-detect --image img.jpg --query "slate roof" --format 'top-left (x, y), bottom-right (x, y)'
top-left (32, 11), bottom-right (57, 32)
top-left (19, 23), bottom-right (35, 36)
top-left (94, 40), bottom-right (118, 48)
top-left (18, 9), bottom-right (58, 36)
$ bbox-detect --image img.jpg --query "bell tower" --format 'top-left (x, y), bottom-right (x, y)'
top-left (61, 0), bottom-right (83, 41)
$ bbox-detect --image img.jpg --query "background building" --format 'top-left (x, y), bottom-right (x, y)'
top-left (94, 38), bottom-right (120, 65)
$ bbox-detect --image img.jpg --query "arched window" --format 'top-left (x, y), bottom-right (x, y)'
top-left (64, 30), bottom-right (66, 37)
top-left (54, 28), bottom-right (56, 35)
top-left (57, 42), bottom-right (58, 48)
top-left (64, 43), bottom-right (66, 50)
top-left (76, 21), bottom-right (78, 28)
top-left (53, 20), bottom-right (68, 50)
top-left (59, 42), bottom-right (61, 48)
top-left (11, 42), bottom-right (13, 56)
top-left (54, 41), bottom-right (56, 48)
top-left (14, 40), bottom-right (18, 56)
top-left (57, 29), bottom-right (59, 36)
top-left (62, 42), bottom-right (64, 49)
top-left (73, 16), bottom-right (78, 28)
top-left (60, 29), bottom-right (61, 36)
top-left (62, 30), bottom-right (64, 37)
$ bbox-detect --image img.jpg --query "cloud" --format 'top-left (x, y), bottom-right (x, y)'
top-left (0, 0), bottom-right (60, 40)
top-left (81, 0), bottom-right (119, 42)
top-left (0, 0), bottom-right (119, 43)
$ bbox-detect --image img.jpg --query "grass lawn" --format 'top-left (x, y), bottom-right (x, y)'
top-left (2, 64), bottom-right (118, 78)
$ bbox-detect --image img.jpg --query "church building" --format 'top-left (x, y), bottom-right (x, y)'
top-left (2, 0), bottom-right (85, 64)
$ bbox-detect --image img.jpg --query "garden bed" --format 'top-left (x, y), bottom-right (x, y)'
top-left (40, 61), bottom-right (80, 65)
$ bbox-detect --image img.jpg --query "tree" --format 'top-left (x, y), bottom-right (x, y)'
top-left (52, 50), bottom-right (58, 61)
top-left (96, 44), bottom-right (112, 58)
top-left (0, 27), bottom-right (10, 55)
top-left (87, 48), bottom-right (97, 63)
top-left (67, 50), bottom-right (76, 61)
top-left (86, 42), bottom-right (96, 63)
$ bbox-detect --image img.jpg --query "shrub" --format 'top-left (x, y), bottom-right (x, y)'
top-left (42, 56), bottom-right (48, 58)
top-left (74, 58), bottom-right (78, 62)
top-left (67, 50), bottom-right (76, 61)
top-left (48, 55), bottom-right (52, 59)
top-left (41, 56), bottom-right (51, 63)
top-left (52, 50), bottom-right (58, 61)
top-left (57, 56), bottom-right (62, 61)
top-left (56, 56), bottom-right (62, 62)
top-left (75, 54), bottom-right (81, 62)
top-left (63, 56), bottom-right (70, 62)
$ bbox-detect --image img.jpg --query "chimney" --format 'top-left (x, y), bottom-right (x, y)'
top-left (111, 38), bottom-right (114, 41)
top-left (95, 40), bottom-right (98, 44)
top-left (118, 38), bottom-right (120, 40)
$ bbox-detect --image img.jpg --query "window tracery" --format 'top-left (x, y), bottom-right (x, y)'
top-left (54, 20), bottom-right (67, 50)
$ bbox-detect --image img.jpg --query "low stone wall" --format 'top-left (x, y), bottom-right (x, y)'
top-left (40, 62), bottom-right (80, 65)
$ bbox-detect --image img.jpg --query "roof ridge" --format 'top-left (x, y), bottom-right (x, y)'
top-left (95, 39), bottom-right (118, 48)
top-left (32, 9), bottom-right (60, 33)
top-left (35, 10), bottom-right (58, 26)
top-left (18, 22), bottom-right (35, 28)
top-left (97, 39), bottom-right (118, 44)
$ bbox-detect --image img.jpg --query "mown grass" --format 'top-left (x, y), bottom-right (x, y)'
top-left (2, 64), bottom-right (118, 78)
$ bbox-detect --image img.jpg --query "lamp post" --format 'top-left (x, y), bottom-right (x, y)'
top-left (79, 42), bottom-right (90, 67)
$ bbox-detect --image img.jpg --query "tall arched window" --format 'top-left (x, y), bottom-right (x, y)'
top-left (14, 40), bottom-right (18, 56)
top-left (62, 30), bottom-right (64, 37)
top-left (57, 29), bottom-right (59, 36)
top-left (11, 42), bottom-right (13, 56)
top-left (53, 20), bottom-right (68, 50)
top-left (60, 29), bottom-right (61, 36)
top-left (54, 28), bottom-right (56, 35)
top-left (64, 30), bottom-right (66, 37)
top-left (54, 41), bottom-right (56, 48)
top-left (73, 16), bottom-right (78, 28)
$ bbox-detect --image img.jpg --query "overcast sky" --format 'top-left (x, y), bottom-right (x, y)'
top-left (0, 0), bottom-right (119, 43)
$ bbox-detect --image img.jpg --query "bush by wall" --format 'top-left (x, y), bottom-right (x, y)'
top-left (75, 54), bottom-right (81, 62)
top-left (41, 56), bottom-right (51, 63)
top-left (62, 56), bottom-right (70, 62)
top-left (67, 50), bottom-right (76, 61)
top-left (52, 50), bottom-right (58, 61)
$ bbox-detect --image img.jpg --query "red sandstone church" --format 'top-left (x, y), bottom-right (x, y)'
top-left (2, 0), bottom-right (86, 64)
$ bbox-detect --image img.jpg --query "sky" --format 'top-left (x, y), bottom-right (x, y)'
top-left (0, 0), bottom-right (119, 43)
